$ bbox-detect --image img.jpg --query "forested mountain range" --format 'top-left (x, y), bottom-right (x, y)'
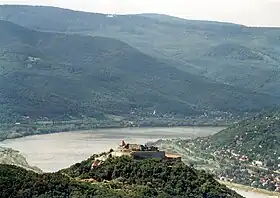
top-left (1, 5), bottom-right (280, 96)
top-left (0, 20), bottom-right (277, 121)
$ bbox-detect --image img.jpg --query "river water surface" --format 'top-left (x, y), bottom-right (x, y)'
top-left (0, 127), bottom-right (222, 172)
top-left (0, 127), bottom-right (273, 198)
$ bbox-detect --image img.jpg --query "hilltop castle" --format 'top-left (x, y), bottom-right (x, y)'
top-left (91, 140), bottom-right (181, 169)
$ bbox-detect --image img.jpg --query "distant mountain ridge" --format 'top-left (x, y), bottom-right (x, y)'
top-left (0, 21), bottom-right (278, 121)
top-left (1, 5), bottom-right (280, 96)
top-left (1, 20), bottom-right (278, 121)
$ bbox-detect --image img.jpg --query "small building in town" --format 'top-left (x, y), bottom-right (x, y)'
top-left (252, 160), bottom-right (263, 167)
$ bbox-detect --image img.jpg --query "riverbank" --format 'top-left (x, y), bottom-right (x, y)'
top-left (0, 119), bottom-right (230, 142)
top-left (151, 138), bottom-right (280, 196)
top-left (0, 146), bottom-right (42, 173)
top-left (220, 180), bottom-right (280, 197)
top-left (2, 125), bottom-right (273, 198)
top-left (0, 126), bottom-right (224, 172)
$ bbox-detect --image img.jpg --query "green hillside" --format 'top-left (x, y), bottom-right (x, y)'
top-left (0, 156), bottom-right (243, 198)
top-left (62, 155), bottom-right (242, 198)
top-left (0, 20), bottom-right (278, 122)
top-left (150, 108), bottom-right (280, 191)
top-left (208, 108), bottom-right (280, 161)
top-left (1, 5), bottom-right (280, 95)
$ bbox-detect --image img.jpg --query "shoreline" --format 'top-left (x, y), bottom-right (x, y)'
top-left (219, 180), bottom-right (280, 197)
top-left (4, 126), bottom-right (274, 198)
top-left (0, 124), bottom-right (227, 142)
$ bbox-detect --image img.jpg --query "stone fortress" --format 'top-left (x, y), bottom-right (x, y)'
top-left (91, 140), bottom-right (181, 168)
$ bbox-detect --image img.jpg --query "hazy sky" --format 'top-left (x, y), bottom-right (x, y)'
top-left (1, 0), bottom-right (280, 27)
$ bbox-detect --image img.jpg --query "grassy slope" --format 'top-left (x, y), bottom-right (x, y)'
top-left (0, 20), bottom-right (278, 122)
top-left (1, 5), bottom-right (280, 95)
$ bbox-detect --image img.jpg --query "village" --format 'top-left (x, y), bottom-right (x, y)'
top-left (152, 138), bottom-right (280, 193)
top-left (214, 149), bottom-right (280, 192)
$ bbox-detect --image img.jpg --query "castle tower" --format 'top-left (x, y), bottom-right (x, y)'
top-left (120, 140), bottom-right (126, 147)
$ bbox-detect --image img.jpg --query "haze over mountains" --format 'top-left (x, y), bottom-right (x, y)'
top-left (1, 5), bottom-right (280, 95)
top-left (1, 20), bottom-right (277, 121)
top-left (0, 5), bottom-right (280, 121)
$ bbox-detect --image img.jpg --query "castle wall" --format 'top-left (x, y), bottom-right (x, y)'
top-left (131, 151), bottom-right (165, 159)
top-left (111, 151), bottom-right (132, 157)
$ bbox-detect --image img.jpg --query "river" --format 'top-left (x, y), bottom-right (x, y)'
top-left (0, 126), bottom-right (273, 198)
top-left (233, 189), bottom-right (276, 198)
top-left (0, 127), bottom-right (222, 172)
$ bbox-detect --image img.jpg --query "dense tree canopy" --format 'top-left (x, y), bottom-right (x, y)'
top-left (0, 20), bottom-right (278, 123)
top-left (207, 108), bottom-right (280, 160)
top-left (0, 156), bottom-right (243, 198)
top-left (61, 155), bottom-right (242, 198)
top-left (1, 5), bottom-right (280, 97)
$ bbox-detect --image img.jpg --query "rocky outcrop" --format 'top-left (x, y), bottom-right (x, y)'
top-left (0, 146), bottom-right (42, 173)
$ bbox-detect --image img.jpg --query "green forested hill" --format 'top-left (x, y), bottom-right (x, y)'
top-left (151, 109), bottom-right (280, 191)
top-left (1, 5), bottom-right (280, 96)
top-left (0, 156), bottom-right (243, 198)
top-left (0, 20), bottom-right (278, 122)
top-left (208, 108), bottom-right (280, 161)
top-left (62, 155), bottom-right (242, 198)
